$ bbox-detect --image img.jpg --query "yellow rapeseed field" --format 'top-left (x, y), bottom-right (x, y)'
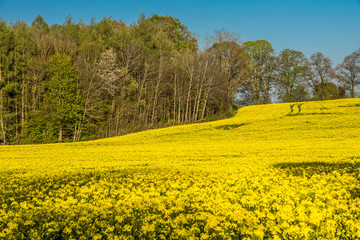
top-left (1, 98), bottom-right (360, 239)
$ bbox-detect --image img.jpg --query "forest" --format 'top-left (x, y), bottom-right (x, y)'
top-left (0, 13), bottom-right (359, 144)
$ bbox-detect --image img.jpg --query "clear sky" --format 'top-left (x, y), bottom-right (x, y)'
top-left (0, 0), bottom-right (359, 65)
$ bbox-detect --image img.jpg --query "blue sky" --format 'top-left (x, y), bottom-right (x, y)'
top-left (0, 0), bottom-right (359, 65)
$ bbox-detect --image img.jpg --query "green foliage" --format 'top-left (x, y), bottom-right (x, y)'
top-left (46, 53), bottom-right (82, 141)
top-left (0, 14), bottom-right (355, 145)
top-left (93, 17), bottom-right (126, 48)
top-left (31, 14), bottom-right (49, 33)
top-left (313, 82), bottom-right (346, 100)
top-left (243, 40), bottom-right (276, 104)
top-left (24, 111), bottom-right (58, 143)
top-left (243, 40), bottom-right (274, 63)
top-left (276, 49), bottom-right (310, 102)
top-left (146, 14), bottom-right (198, 52)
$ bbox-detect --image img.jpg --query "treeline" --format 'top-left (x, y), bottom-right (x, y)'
top-left (0, 14), bottom-right (359, 144)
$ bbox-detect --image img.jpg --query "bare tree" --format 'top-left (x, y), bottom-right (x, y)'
top-left (97, 48), bottom-right (123, 137)
top-left (0, 59), bottom-right (5, 144)
top-left (308, 52), bottom-right (335, 100)
top-left (97, 48), bottom-right (122, 97)
top-left (336, 49), bottom-right (360, 98)
top-left (209, 30), bottom-right (249, 110)
top-left (75, 42), bottom-right (103, 141)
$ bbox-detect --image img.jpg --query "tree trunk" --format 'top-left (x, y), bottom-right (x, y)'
top-left (138, 60), bottom-right (148, 103)
top-left (200, 89), bottom-right (209, 122)
top-left (15, 101), bottom-right (19, 144)
top-left (73, 119), bottom-right (82, 142)
top-left (178, 95), bottom-right (182, 124)
top-left (59, 127), bottom-right (62, 142)
top-left (200, 75), bottom-right (213, 122)
top-left (194, 62), bottom-right (207, 122)
top-left (21, 71), bottom-right (26, 144)
top-left (192, 79), bottom-right (199, 122)
top-left (185, 68), bottom-right (193, 123)
top-left (173, 73), bottom-right (177, 125)
top-left (0, 59), bottom-right (5, 145)
top-left (351, 81), bottom-right (355, 98)
top-left (151, 56), bottom-right (163, 126)
top-left (0, 89), bottom-right (5, 145)
top-left (32, 74), bottom-right (37, 112)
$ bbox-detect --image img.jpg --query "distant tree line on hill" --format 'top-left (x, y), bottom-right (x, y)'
top-left (0, 14), bottom-right (359, 144)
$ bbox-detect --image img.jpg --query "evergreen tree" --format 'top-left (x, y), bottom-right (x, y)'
top-left (31, 14), bottom-right (49, 33)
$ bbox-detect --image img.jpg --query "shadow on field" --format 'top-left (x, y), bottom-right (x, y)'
top-left (274, 161), bottom-right (360, 177)
top-left (273, 161), bottom-right (360, 198)
top-left (215, 123), bottom-right (246, 130)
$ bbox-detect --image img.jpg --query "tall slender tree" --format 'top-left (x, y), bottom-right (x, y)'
top-left (46, 54), bottom-right (82, 142)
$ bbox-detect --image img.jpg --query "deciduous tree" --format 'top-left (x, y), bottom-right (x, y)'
top-left (46, 54), bottom-right (82, 142)
top-left (276, 49), bottom-right (309, 102)
top-left (308, 52), bottom-right (335, 100)
top-left (243, 40), bottom-right (276, 104)
top-left (336, 49), bottom-right (360, 98)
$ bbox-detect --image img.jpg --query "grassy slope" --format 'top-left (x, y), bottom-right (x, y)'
top-left (1, 98), bottom-right (360, 238)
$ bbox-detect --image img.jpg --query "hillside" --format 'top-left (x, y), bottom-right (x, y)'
top-left (1, 98), bottom-right (360, 239)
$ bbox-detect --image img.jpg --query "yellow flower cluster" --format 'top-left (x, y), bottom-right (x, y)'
top-left (1, 99), bottom-right (360, 239)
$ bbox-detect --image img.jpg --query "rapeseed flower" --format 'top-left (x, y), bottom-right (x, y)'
top-left (0, 99), bottom-right (360, 238)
